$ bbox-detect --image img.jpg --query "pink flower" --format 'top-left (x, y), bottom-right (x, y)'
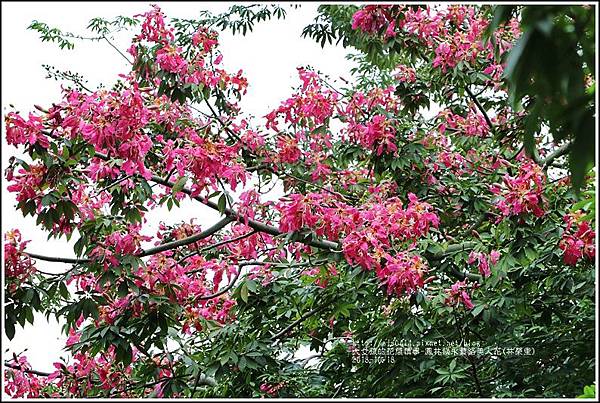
top-left (489, 250), bottom-right (501, 265)
top-left (135, 5), bottom-right (174, 43)
top-left (559, 213), bottom-right (595, 265)
top-left (445, 280), bottom-right (475, 309)
top-left (348, 114), bottom-right (398, 156)
top-left (377, 253), bottom-right (426, 296)
top-left (192, 27), bottom-right (219, 53)
top-left (4, 356), bottom-right (47, 398)
top-left (265, 68), bottom-right (338, 132)
top-left (5, 112), bottom-right (49, 148)
top-left (492, 159), bottom-right (546, 220)
top-left (351, 6), bottom-right (393, 35)
top-left (394, 64), bottom-right (417, 83)
top-left (156, 45), bottom-right (188, 74)
top-left (467, 251), bottom-right (497, 278)
top-left (276, 135), bottom-right (302, 163)
top-left (4, 229), bottom-right (36, 293)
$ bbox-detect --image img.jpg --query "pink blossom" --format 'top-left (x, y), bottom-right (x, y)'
top-left (445, 280), bottom-right (475, 309)
top-left (492, 159), bottom-right (546, 219)
top-left (559, 213), bottom-right (595, 265)
top-left (5, 112), bottom-right (49, 148)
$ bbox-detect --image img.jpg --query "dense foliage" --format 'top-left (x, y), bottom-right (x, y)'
top-left (3, 4), bottom-right (596, 398)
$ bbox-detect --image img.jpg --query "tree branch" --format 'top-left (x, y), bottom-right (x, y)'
top-left (467, 355), bottom-right (484, 397)
top-left (24, 217), bottom-right (234, 265)
top-left (199, 230), bottom-right (257, 253)
top-left (4, 362), bottom-right (51, 377)
top-left (148, 174), bottom-right (340, 251)
top-left (102, 36), bottom-right (132, 65)
top-left (271, 304), bottom-right (328, 341)
top-left (427, 241), bottom-right (482, 282)
top-left (431, 241), bottom-right (479, 259)
top-left (464, 86), bottom-right (494, 134)
top-left (40, 133), bottom-right (341, 251)
top-left (541, 141), bottom-right (572, 169)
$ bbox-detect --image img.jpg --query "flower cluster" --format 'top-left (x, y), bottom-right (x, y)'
top-left (48, 344), bottom-right (136, 396)
top-left (62, 87), bottom-right (154, 180)
top-left (342, 194), bottom-right (439, 273)
top-left (431, 16), bottom-right (489, 72)
top-left (247, 264), bottom-right (276, 286)
top-left (259, 381), bottom-right (286, 397)
top-left (277, 191), bottom-right (438, 296)
top-left (394, 64), bottom-right (417, 83)
top-left (348, 114), bottom-right (398, 156)
top-left (351, 5), bottom-right (520, 83)
top-left (276, 192), bottom-right (360, 241)
top-left (438, 109), bottom-right (490, 138)
top-left (491, 159), bottom-right (546, 219)
top-left (6, 163), bottom-right (47, 205)
top-left (165, 129), bottom-right (248, 194)
top-left (192, 27), bottom-right (219, 53)
top-left (89, 225), bottom-right (151, 269)
top-left (5, 112), bottom-right (49, 149)
top-left (467, 250), bottom-right (500, 278)
top-left (444, 280), bottom-right (476, 310)
top-left (276, 135), bottom-right (302, 164)
top-left (4, 229), bottom-right (36, 293)
top-left (377, 252), bottom-right (427, 296)
top-left (302, 263), bottom-right (339, 288)
top-left (265, 68), bottom-right (339, 132)
top-left (559, 212), bottom-right (595, 266)
top-left (4, 356), bottom-right (48, 398)
top-left (131, 5), bottom-right (248, 96)
top-left (351, 5), bottom-right (395, 36)
top-left (342, 86), bottom-right (401, 120)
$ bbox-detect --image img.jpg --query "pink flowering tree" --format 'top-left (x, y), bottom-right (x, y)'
top-left (3, 4), bottom-right (596, 398)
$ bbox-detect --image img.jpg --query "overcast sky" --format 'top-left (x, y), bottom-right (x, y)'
top-left (1, 2), bottom-right (355, 376)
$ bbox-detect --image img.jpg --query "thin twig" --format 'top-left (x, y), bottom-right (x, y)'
top-left (103, 36), bottom-right (132, 65)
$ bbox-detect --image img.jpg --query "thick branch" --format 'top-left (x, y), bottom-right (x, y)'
top-left (449, 267), bottom-right (482, 282)
top-left (139, 216), bottom-right (234, 257)
top-left (148, 175), bottom-right (340, 251)
top-left (24, 217), bottom-right (234, 265)
top-left (427, 241), bottom-right (482, 282)
top-left (4, 363), bottom-right (51, 377)
top-left (431, 241), bottom-right (479, 259)
top-left (40, 134), bottom-right (340, 251)
top-left (541, 141), bottom-right (572, 169)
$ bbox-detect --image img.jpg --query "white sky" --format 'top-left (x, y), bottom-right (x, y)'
top-left (1, 2), bottom-right (355, 377)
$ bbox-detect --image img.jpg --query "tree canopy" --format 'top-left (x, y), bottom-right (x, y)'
top-left (3, 4), bottom-right (596, 399)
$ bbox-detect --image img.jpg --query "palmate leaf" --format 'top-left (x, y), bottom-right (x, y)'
top-left (493, 5), bottom-right (596, 191)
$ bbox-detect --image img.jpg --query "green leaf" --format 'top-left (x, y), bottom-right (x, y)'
top-left (217, 193), bottom-right (227, 214)
top-left (578, 384), bottom-right (595, 399)
top-left (5, 321), bottom-right (15, 340)
top-left (245, 280), bottom-right (257, 293)
top-left (240, 282), bottom-right (249, 303)
top-left (59, 282), bottom-right (69, 299)
top-left (172, 176), bottom-right (188, 194)
top-left (117, 281), bottom-right (129, 298)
